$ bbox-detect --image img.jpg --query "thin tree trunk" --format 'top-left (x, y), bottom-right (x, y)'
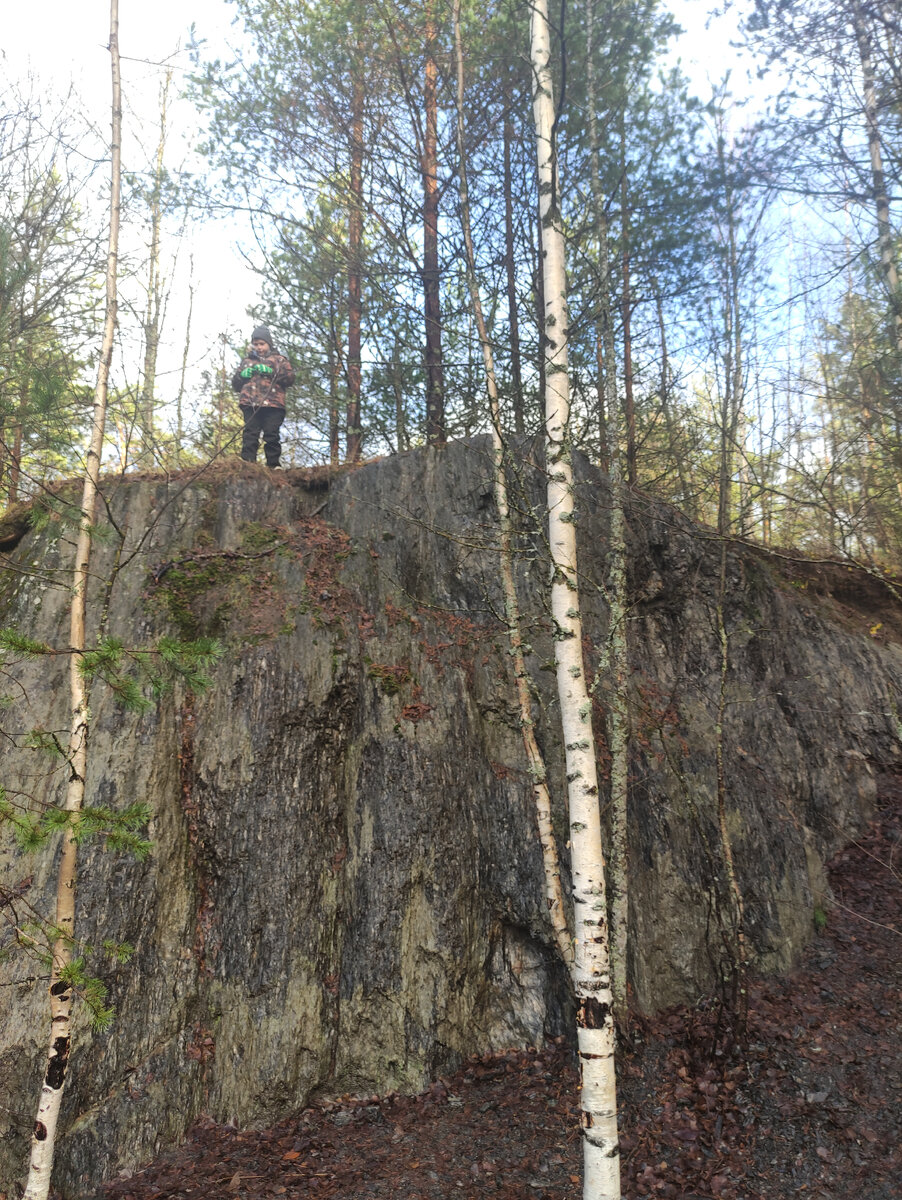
top-left (8, 279), bottom-right (42, 505)
top-left (755, 378), bottom-right (772, 545)
top-left (593, 324), bottom-right (609, 470)
top-left (738, 433), bottom-right (751, 538)
top-left (603, 490), bottom-right (630, 1035)
top-left (717, 367), bottom-right (734, 534)
top-left (827, 399), bottom-right (838, 549)
top-left (175, 259), bottom-right (194, 470)
top-left (853, 4), bottom-right (902, 351)
top-left (392, 334), bottom-right (407, 453)
top-left (584, 1), bottom-right (609, 474)
top-left (0, 424), bottom-right (7, 503)
top-left (852, 14), bottom-right (902, 505)
top-left (716, 126), bottom-right (743, 538)
top-left (215, 336), bottom-right (228, 458)
top-left (23, 4), bottom-right (120, 1197)
top-left (453, 0), bottom-right (571, 968)
top-left (712, 118), bottom-right (748, 1035)
top-left (328, 334), bottom-right (341, 467)
top-left (530, 2), bottom-right (620, 1195)
top-left (535, 201), bottom-right (547, 402)
top-left (587, 0), bottom-right (629, 1033)
top-left (139, 70), bottom-right (171, 461)
top-left (714, 541), bottom-right (747, 1038)
top-left (8, 402), bottom-right (24, 505)
top-left (503, 101), bottom-right (525, 434)
top-left (847, 257), bottom-right (902, 522)
top-left (654, 285), bottom-right (692, 516)
top-left (618, 118), bottom-right (636, 488)
top-left (780, 384), bottom-right (800, 547)
top-left (346, 56), bottom-right (364, 463)
top-left (423, 0), bottom-right (445, 447)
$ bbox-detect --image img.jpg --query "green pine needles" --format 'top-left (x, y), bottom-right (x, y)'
top-left (0, 630), bottom-right (54, 658)
top-left (0, 794), bottom-right (153, 858)
top-left (27, 492), bottom-right (116, 545)
top-left (78, 634), bottom-right (222, 708)
top-left (0, 630), bottom-right (222, 710)
top-left (4, 923), bottom-right (133, 1031)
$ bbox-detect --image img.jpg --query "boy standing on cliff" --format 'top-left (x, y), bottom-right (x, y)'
top-left (232, 325), bottom-right (295, 468)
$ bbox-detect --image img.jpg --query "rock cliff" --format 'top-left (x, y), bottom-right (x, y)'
top-left (1, 439), bottom-right (900, 1196)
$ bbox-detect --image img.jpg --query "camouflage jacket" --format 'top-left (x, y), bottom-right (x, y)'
top-left (231, 349), bottom-right (295, 410)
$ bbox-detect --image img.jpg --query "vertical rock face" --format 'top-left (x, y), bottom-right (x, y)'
top-left (1, 440), bottom-right (899, 1196)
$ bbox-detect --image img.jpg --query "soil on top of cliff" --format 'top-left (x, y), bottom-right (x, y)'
top-left (93, 775), bottom-right (901, 1200)
top-left (0, 460), bottom-right (342, 551)
top-left (750, 543), bottom-right (902, 646)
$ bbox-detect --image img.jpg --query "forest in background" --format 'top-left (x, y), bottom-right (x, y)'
top-left (1, 0), bottom-right (901, 566)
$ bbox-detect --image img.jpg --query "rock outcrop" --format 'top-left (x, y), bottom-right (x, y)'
top-left (1, 439), bottom-right (899, 1196)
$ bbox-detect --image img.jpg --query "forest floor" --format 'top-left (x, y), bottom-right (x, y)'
top-left (96, 776), bottom-right (901, 1200)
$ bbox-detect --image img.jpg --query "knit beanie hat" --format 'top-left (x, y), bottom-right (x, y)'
top-left (251, 325), bottom-right (273, 346)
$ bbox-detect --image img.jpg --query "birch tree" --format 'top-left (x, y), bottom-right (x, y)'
top-left (452, 0), bottom-right (571, 967)
top-left (22, 6), bottom-right (122, 1195)
top-left (530, 0), bottom-right (620, 1194)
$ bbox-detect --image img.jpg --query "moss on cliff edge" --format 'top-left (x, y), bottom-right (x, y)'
top-left (147, 521), bottom-right (293, 644)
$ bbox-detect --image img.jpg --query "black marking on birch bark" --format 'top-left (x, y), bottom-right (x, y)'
top-left (45, 1037), bottom-right (70, 1089)
top-left (579, 996), bottom-right (610, 1028)
top-left (585, 1129), bottom-right (618, 1150)
top-left (50, 980), bottom-right (71, 997)
top-left (34, 1121), bottom-right (48, 1141)
top-left (584, 977), bottom-right (611, 991)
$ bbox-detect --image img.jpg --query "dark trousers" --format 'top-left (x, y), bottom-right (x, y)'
top-left (240, 405), bottom-right (285, 466)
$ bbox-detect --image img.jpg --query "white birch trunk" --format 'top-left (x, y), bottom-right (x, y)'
top-left (23, 6), bottom-right (120, 1196)
top-left (529, 2), bottom-right (620, 1195)
top-left (453, 0), bottom-right (571, 966)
